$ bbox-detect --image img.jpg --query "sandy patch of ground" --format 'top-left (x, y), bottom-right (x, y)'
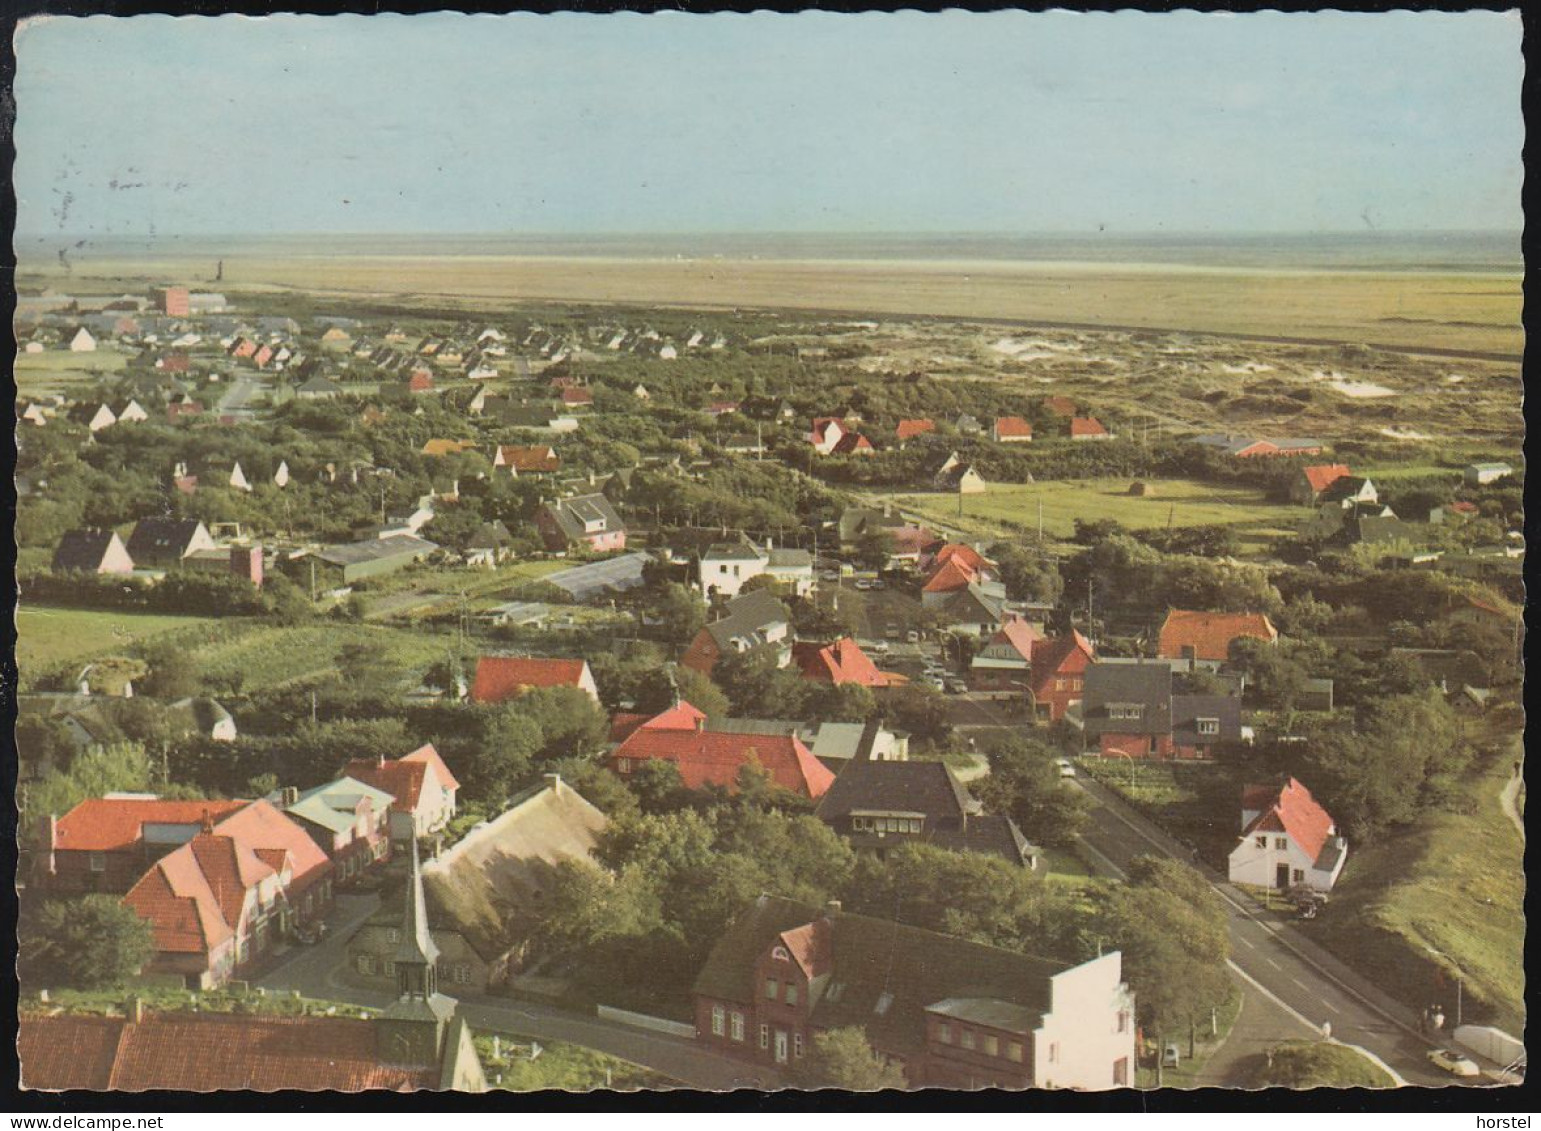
top-left (1329, 379), bottom-right (1398, 398)
top-left (1379, 426), bottom-right (1432, 440)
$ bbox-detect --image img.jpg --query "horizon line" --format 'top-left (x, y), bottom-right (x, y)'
top-left (14, 227), bottom-right (1523, 241)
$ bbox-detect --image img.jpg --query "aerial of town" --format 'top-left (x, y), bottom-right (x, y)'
top-left (8, 9), bottom-right (1525, 1101)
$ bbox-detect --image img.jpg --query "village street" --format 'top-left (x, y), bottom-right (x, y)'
top-left (1069, 775), bottom-right (1465, 1089)
top-left (254, 894), bottom-right (778, 1091)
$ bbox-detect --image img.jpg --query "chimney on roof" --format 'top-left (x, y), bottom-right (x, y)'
top-left (125, 995), bottom-right (144, 1025)
top-left (543, 772), bottom-right (562, 797)
top-left (281, 786), bottom-right (299, 808)
top-left (200, 809), bottom-right (215, 834)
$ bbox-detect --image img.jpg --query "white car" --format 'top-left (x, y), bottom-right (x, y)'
top-left (1427, 1049), bottom-right (1480, 1078)
top-left (1055, 758), bottom-right (1077, 778)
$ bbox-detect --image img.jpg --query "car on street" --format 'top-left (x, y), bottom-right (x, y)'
top-left (854, 578), bottom-right (873, 590)
top-left (1161, 1044), bottom-right (1181, 1069)
top-left (906, 630), bottom-right (920, 643)
top-left (1427, 1049), bottom-right (1481, 1077)
top-left (868, 578), bottom-right (886, 590)
top-left (819, 569), bottom-right (840, 581)
top-left (945, 678), bottom-right (968, 694)
top-left (1055, 758), bottom-right (1076, 778)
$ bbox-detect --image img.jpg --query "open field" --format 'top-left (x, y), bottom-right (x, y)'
top-left (190, 622), bottom-right (459, 692)
top-left (15, 606), bottom-right (220, 671)
top-left (1312, 716), bottom-right (1526, 1035)
top-left (13, 346), bottom-right (130, 394)
top-left (882, 478), bottom-right (1294, 551)
top-left (18, 255), bottom-right (1522, 356)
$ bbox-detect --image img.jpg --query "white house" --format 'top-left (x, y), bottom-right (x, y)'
top-left (69, 327), bottom-right (97, 352)
top-left (699, 538), bottom-right (815, 600)
top-left (342, 743), bottom-right (460, 845)
top-left (274, 460), bottom-right (290, 488)
top-left (1464, 462), bottom-right (1514, 487)
top-left (229, 462), bottom-right (252, 492)
top-left (1029, 951), bottom-right (1138, 1091)
top-left (79, 403), bottom-right (117, 432)
top-left (116, 399), bottom-right (149, 424)
top-left (810, 418), bottom-right (848, 455)
top-left (1227, 778), bottom-right (1348, 894)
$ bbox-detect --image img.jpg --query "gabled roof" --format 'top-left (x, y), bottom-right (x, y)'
top-left (992, 416), bottom-right (1033, 439)
top-left (815, 760), bottom-right (974, 824)
top-left (1027, 632), bottom-right (1094, 697)
top-left (895, 418), bottom-right (936, 441)
top-left (1069, 416), bottom-right (1109, 437)
top-left (286, 776), bottom-right (397, 835)
top-left (702, 589), bottom-right (791, 652)
top-left (126, 517), bottom-right (207, 562)
top-left (471, 656), bottom-right (591, 703)
top-left (343, 743), bottom-right (458, 815)
top-left (52, 529), bottom-right (126, 572)
top-left (922, 557), bottom-right (979, 594)
top-left (496, 445), bottom-right (561, 472)
top-left (791, 638), bottom-right (900, 688)
top-left (1301, 464), bottom-right (1351, 493)
top-left (543, 493), bottom-right (624, 541)
top-left (617, 726), bottom-right (834, 798)
top-left (1240, 778), bottom-right (1338, 863)
top-left (986, 617), bottom-right (1042, 662)
top-left (830, 432), bottom-right (874, 455)
top-left (935, 583), bottom-right (1007, 627)
top-left (1083, 662), bottom-right (1173, 736)
top-left (211, 799), bottom-right (330, 894)
top-left (17, 1011), bottom-right (443, 1092)
top-left (317, 534), bottom-right (438, 567)
top-left (1157, 610), bottom-right (1278, 661)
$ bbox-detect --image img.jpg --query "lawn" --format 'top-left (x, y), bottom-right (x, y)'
top-left (1236, 1040), bottom-right (1396, 1089)
top-left (1135, 986), bottom-right (1244, 1089)
top-left (886, 478), bottom-right (1293, 553)
top-left (1076, 756), bottom-right (1256, 866)
top-left (13, 347), bottom-right (129, 393)
top-left (190, 621), bottom-right (460, 692)
top-left (14, 605), bottom-right (222, 672)
top-left (474, 1033), bottom-right (672, 1092)
top-left (1310, 713), bottom-right (1525, 1035)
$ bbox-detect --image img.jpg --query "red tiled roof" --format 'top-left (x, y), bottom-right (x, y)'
top-left (188, 833), bottom-right (273, 928)
top-left (52, 798), bottom-right (247, 853)
top-left (831, 432), bottom-right (874, 455)
top-left (614, 728), bottom-right (834, 799)
top-left (1069, 416), bottom-right (1108, 437)
top-left (1301, 464), bottom-right (1351, 493)
top-left (401, 742), bottom-right (461, 792)
top-left (990, 618), bottom-right (1042, 662)
top-left (791, 638), bottom-right (900, 688)
top-left (18, 1011), bottom-right (440, 1092)
top-left (211, 800), bottom-right (330, 894)
top-left (889, 524), bottom-right (937, 556)
top-left (496, 445), bottom-right (561, 472)
top-left (124, 845), bottom-right (233, 955)
top-left (1240, 783), bottom-right (1276, 812)
top-left (922, 557), bottom-right (978, 594)
top-left (930, 542), bottom-right (991, 574)
top-left (895, 419), bottom-right (936, 441)
top-left (1157, 610), bottom-right (1278, 662)
top-left (471, 656), bottom-right (590, 703)
top-left (811, 417), bottom-right (844, 441)
top-left (408, 371), bottom-right (434, 392)
top-left (1043, 395), bottom-right (1077, 417)
top-left (561, 387), bottom-right (593, 405)
top-left (993, 416), bottom-right (1033, 439)
top-left (1241, 778), bottom-right (1337, 862)
top-left (343, 744), bottom-right (457, 814)
top-left (1450, 501), bottom-right (1480, 515)
top-left (1028, 631), bottom-right (1095, 697)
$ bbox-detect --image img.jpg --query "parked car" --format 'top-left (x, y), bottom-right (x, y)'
top-left (1427, 1049), bottom-right (1480, 1077)
top-left (1055, 758), bottom-right (1076, 778)
top-left (854, 578), bottom-right (874, 591)
top-left (885, 623), bottom-right (901, 640)
top-left (818, 569), bottom-right (840, 581)
top-left (906, 630), bottom-right (920, 643)
top-left (1161, 1044), bottom-right (1181, 1069)
top-left (945, 678), bottom-right (968, 694)
top-left (868, 578), bottom-right (886, 590)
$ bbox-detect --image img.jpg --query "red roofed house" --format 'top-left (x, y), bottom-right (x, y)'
top-left (895, 419), bottom-right (936, 444)
top-left (36, 797), bottom-right (247, 894)
top-left (492, 444), bottom-right (561, 475)
top-left (1027, 631), bottom-right (1096, 722)
top-left (969, 617), bottom-right (1043, 693)
top-left (831, 431), bottom-right (876, 457)
top-left (920, 557), bottom-right (982, 606)
top-left (1069, 416), bottom-right (1112, 441)
top-left (991, 416), bottom-right (1033, 444)
top-left (1227, 778), bottom-right (1347, 893)
top-left (252, 343), bottom-right (275, 369)
top-left (470, 656), bottom-right (600, 705)
top-left (610, 704), bottom-right (835, 799)
top-left (810, 417), bottom-right (848, 455)
top-left (920, 541), bottom-right (993, 578)
top-left (1291, 464), bottom-right (1352, 506)
top-left (1157, 610), bottom-right (1278, 663)
top-left (343, 744), bottom-right (461, 846)
top-left (560, 386), bottom-right (594, 408)
top-left (792, 638), bottom-right (905, 688)
top-left (409, 369), bottom-right (436, 394)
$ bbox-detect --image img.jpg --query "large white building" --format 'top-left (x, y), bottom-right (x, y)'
top-left (699, 537), bottom-right (815, 600)
top-left (1227, 778), bottom-right (1348, 894)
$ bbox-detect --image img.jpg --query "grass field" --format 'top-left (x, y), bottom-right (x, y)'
top-left (14, 606), bottom-right (220, 671)
top-left (1237, 1040), bottom-right (1396, 1089)
top-left (190, 622), bottom-right (460, 691)
top-left (1312, 715), bottom-right (1525, 1035)
top-left (19, 256), bottom-right (1522, 356)
top-left (884, 478), bottom-right (1293, 551)
top-left (474, 1034), bottom-right (671, 1092)
top-left (13, 346), bottom-right (129, 394)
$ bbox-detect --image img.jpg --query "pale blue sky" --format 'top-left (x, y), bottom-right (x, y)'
top-left (12, 10), bottom-right (1523, 237)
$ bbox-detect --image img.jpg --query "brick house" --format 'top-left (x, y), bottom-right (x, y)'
top-left (1156, 610), bottom-right (1278, 664)
top-left (693, 895), bottom-right (1135, 1089)
top-left (36, 797), bottom-right (247, 894)
top-left (991, 416), bottom-right (1033, 443)
top-left (681, 589), bottom-right (793, 677)
top-left (1026, 631), bottom-right (1095, 722)
top-left (470, 656), bottom-right (600, 705)
top-left (1083, 662), bottom-right (1240, 759)
top-left (278, 776), bottom-right (395, 882)
top-left (610, 705), bottom-right (835, 800)
top-left (343, 744), bottom-right (461, 845)
top-left (1291, 464), bottom-right (1352, 505)
top-left (969, 618), bottom-right (1042, 693)
top-left (792, 638), bottom-right (906, 688)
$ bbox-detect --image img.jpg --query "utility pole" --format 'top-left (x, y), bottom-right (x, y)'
top-left (310, 689), bottom-right (317, 725)
top-left (309, 558), bottom-right (317, 601)
top-left (1037, 497), bottom-right (1044, 542)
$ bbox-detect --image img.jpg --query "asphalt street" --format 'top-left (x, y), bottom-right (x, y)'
top-left (1070, 774), bottom-right (1476, 1089)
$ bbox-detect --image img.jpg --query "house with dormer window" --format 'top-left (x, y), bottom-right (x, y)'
top-left (692, 895), bottom-right (1135, 1089)
top-left (1227, 778), bottom-right (1347, 894)
top-left (681, 590), bottom-right (793, 677)
top-left (535, 493), bottom-right (626, 553)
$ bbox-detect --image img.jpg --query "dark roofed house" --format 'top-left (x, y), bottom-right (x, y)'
top-left (314, 535), bottom-right (439, 586)
top-left (815, 755), bottom-right (1038, 869)
top-left (345, 777), bottom-right (606, 994)
top-left (535, 493), bottom-right (627, 553)
top-left (52, 529), bottom-right (135, 575)
top-left (692, 895), bottom-right (1135, 1089)
top-left (1083, 662), bottom-right (1174, 758)
top-left (126, 517), bottom-right (216, 569)
top-left (681, 589), bottom-right (793, 676)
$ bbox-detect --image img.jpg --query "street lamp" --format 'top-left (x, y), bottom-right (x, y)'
top-left (1112, 749), bottom-right (1137, 788)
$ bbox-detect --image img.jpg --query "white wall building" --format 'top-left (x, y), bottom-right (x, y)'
top-left (1031, 951), bottom-right (1138, 1091)
top-left (1227, 778), bottom-right (1348, 894)
top-left (699, 538), bottom-right (815, 600)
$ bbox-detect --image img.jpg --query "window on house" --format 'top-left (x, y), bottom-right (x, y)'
top-left (937, 1023), bottom-right (952, 1045)
top-left (794, 1034), bottom-right (804, 1059)
top-left (1293, 869), bottom-right (1304, 883)
top-left (382, 959), bottom-right (395, 978)
top-left (711, 1006), bottom-right (725, 1036)
top-left (1275, 837), bottom-right (1288, 850)
top-left (455, 965), bottom-right (472, 984)
top-left (1113, 1057), bottom-right (1129, 1087)
top-left (719, 565), bottom-right (729, 574)
top-left (825, 982), bottom-right (845, 1003)
top-left (874, 992), bottom-right (893, 1016)
top-left (616, 758), bottom-right (633, 775)
top-left (1008, 1042), bottom-right (1024, 1063)
top-left (89, 853), bottom-right (106, 873)
top-left (851, 816), bottom-right (869, 832)
top-left (1049, 1043), bottom-right (1059, 1064)
top-left (765, 977), bottom-right (778, 999)
top-left (1197, 718), bottom-right (1220, 736)
top-left (1255, 835), bottom-right (1267, 848)
top-left (1117, 1011), bottom-right (1129, 1034)
top-left (984, 1035), bottom-right (999, 1057)
top-left (759, 1025), bottom-right (769, 1050)
top-left (772, 945), bottom-right (790, 961)
top-left (731, 1012), bottom-right (744, 1042)
top-left (960, 1029), bottom-right (975, 1050)
top-left (785, 983), bottom-right (799, 1006)
top-left (1055, 678), bottom-right (1066, 691)
top-left (357, 955), bottom-right (375, 975)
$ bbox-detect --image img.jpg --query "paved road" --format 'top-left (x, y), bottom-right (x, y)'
top-left (1070, 775), bottom-right (1475, 1089)
top-left (255, 893), bottom-right (775, 1091)
top-left (217, 374), bottom-right (264, 419)
top-left (1191, 983), bottom-right (1322, 1089)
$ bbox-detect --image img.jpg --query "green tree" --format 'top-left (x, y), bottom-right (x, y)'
top-left (20, 895), bottom-right (157, 990)
top-left (653, 582), bottom-right (707, 647)
top-left (853, 528), bottom-right (897, 571)
top-left (805, 1027), bottom-right (907, 1090)
top-left (971, 734), bottom-right (1089, 847)
top-left (139, 643), bottom-right (203, 699)
top-left (989, 542), bottom-right (1064, 604)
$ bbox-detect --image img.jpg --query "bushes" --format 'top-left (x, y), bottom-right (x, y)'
top-left (20, 569), bottom-right (271, 618)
